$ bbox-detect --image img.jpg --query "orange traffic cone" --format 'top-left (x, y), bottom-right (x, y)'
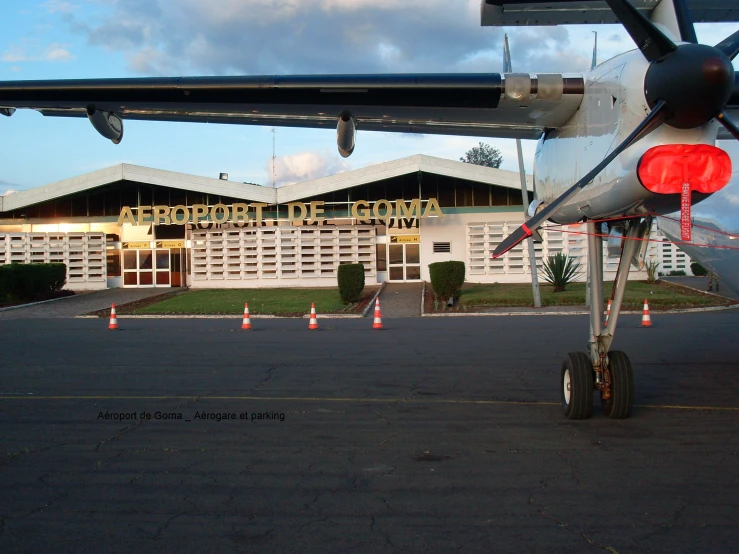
top-left (108, 303), bottom-right (118, 330)
top-left (372, 298), bottom-right (383, 330)
top-left (241, 303), bottom-right (252, 330)
top-left (641, 299), bottom-right (652, 327)
top-left (308, 302), bottom-right (319, 330)
top-left (604, 299), bottom-right (612, 325)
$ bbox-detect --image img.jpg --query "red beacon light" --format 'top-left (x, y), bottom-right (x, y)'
top-left (637, 144), bottom-right (732, 241)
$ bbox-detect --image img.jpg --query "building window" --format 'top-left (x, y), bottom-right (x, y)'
top-left (107, 251), bottom-right (122, 277)
top-left (376, 244), bottom-right (387, 271)
top-left (433, 242), bottom-right (451, 253)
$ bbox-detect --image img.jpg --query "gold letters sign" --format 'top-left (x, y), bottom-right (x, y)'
top-left (117, 199), bottom-right (443, 226)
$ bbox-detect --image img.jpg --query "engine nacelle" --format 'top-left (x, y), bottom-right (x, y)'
top-left (87, 108), bottom-right (124, 144)
top-left (0, 108), bottom-right (15, 117)
top-left (336, 111), bottom-right (356, 158)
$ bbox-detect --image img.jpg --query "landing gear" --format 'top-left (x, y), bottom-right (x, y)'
top-left (561, 352), bottom-right (593, 419)
top-left (560, 218), bottom-right (648, 420)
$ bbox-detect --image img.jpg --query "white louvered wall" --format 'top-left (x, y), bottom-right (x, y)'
top-left (0, 232), bottom-right (107, 289)
top-left (190, 225), bottom-right (378, 287)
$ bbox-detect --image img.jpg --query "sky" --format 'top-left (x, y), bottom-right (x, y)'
top-left (0, 0), bottom-right (737, 195)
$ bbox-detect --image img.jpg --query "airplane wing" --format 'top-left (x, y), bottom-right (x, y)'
top-left (481, 0), bottom-right (739, 26)
top-left (0, 73), bottom-right (584, 142)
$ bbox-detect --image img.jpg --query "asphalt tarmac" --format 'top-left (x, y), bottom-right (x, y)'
top-left (1, 311), bottom-right (738, 553)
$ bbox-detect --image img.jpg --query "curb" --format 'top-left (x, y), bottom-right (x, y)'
top-left (362, 282), bottom-right (386, 317)
top-left (80, 303), bottom-right (739, 319)
top-left (77, 313), bottom-right (363, 319)
top-left (421, 303), bottom-right (739, 317)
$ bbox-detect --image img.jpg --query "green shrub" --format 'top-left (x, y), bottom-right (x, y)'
top-left (690, 262), bottom-right (707, 276)
top-left (668, 269), bottom-right (686, 276)
top-left (429, 261), bottom-right (465, 300)
top-left (0, 266), bottom-right (16, 301)
top-left (539, 253), bottom-right (582, 292)
top-left (0, 263), bottom-right (67, 301)
top-left (338, 263), bottom-right (364, 303)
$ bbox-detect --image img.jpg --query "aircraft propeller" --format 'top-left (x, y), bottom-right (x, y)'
top-left (493, 0), bottom-right (739, 258)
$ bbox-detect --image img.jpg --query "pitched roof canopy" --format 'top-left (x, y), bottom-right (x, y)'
top-left (0, 154), bottom-right (532, 212)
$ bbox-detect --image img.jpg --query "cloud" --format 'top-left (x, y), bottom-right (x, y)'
top-left (270, 150), bottom-right (350, 187)
top-left (44, 43), bottom-right (76, 62)
top-left (61, 0), bottom-right (633, 78)
top-left (64, 0), bottom-right (507, 75)
top-left (1, 42), bottom-right (75, 63)
top-left (0, 179), bottom-right (21, 196)
top-left (44, 0), bottom-right (79, 13)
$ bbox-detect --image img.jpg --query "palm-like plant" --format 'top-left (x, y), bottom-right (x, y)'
top-left (539, 253), bottom-right (582, 292)
top-left (646, 260), bottom-right (660, 283)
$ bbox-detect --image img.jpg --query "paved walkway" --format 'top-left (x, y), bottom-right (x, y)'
top-left (377, 282), bottom-right (424, 317)
top-left (663, 276), bottom-right (738, 300)
top-left (0, 288), bottom-right (172, 319)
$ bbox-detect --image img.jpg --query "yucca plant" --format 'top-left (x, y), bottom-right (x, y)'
top-left (539, 253), bottom-right (582, 292)
top-left (646, 260), bottom-right (660, 283)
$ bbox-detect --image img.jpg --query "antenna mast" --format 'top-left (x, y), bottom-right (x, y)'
top-left (271, 127), bottom-right (276, 188)
top-left (591, 31), bottom-right (598, 69)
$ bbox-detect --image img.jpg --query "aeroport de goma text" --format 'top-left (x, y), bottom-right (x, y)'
top-left (117, 198), bottom-right (444, 226)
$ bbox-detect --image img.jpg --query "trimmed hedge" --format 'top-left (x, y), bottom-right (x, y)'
top-left (429, 261), bottom-right (465, 300)
top-left (0, 263), bottom-right (67, 302)
top-left (338, 263), bottom-right (365, 303)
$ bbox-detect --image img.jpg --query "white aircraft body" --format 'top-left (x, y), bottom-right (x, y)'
top-left (0, 0), bottom-right (737, 419)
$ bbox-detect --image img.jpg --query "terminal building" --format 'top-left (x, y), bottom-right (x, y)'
top-left (0, 154), bottom-right (690, 290)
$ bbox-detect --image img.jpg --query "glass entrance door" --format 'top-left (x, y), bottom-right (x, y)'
top-left (123, 249), bottom-right (171, 287)
top-left (388, 242), bottom-right (421, 281)
top-left (170, 249), bottom-right (183, 287)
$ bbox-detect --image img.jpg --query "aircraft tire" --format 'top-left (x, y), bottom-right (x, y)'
top-left (561, 352), bottom-right (594, 420)
top-left (601, 350), bottom-right (635, 419)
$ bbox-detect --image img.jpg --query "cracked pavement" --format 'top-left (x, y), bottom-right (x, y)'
top-left (1, 312), bottom-right (738, 552)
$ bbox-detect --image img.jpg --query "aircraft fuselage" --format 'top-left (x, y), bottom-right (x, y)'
top-left (534, 49), bottom-right (721, 224)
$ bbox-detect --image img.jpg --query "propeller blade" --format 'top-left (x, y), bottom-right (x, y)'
top-left (672, 0), bottom-right (697, 44)
top-left (604, 0), bottom-right (676, 62)
top-left (493, 100), bottom-right (667, 259)
top-left (717, 111), bottom-right (739, 141)
top-left (715, 30), bottom-right (739, 61)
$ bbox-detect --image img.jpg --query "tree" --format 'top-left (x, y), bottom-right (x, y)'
top-left (460, 142), bottom-right (503, 168)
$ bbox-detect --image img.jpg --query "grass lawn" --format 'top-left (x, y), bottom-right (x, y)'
top-left (131, 287), bottom-right (379, 316)
top-left (427, 280), bottom-right (733, 312)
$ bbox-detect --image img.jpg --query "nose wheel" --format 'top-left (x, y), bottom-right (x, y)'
top-left (561, 350), bottom-right (635, 419)
top-left (561, 352), bottom-right (594, 420)
top-left (600, 350), bottom-right (635, 419)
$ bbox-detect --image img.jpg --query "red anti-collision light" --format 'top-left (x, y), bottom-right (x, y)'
top-left (637, 144), bottom-right (732, 194)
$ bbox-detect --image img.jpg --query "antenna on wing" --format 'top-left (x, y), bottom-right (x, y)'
top-left (591, 31), bottom-right (598, 69)
top-left (503, 33), bottom-right (541, 308)
top-left (503, 34), bottom-right (512, 73)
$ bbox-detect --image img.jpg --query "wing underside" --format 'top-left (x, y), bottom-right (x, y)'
top-left (481, 0), bottom-right (739, 26)
top-left (0, 73), bottom-right (584, 140)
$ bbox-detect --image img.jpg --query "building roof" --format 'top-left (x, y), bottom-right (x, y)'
top-left (0, 154), bottom-right (533, 212)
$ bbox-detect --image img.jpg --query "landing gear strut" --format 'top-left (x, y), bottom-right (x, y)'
top-left (560, 218), bottom-right (649, 419)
